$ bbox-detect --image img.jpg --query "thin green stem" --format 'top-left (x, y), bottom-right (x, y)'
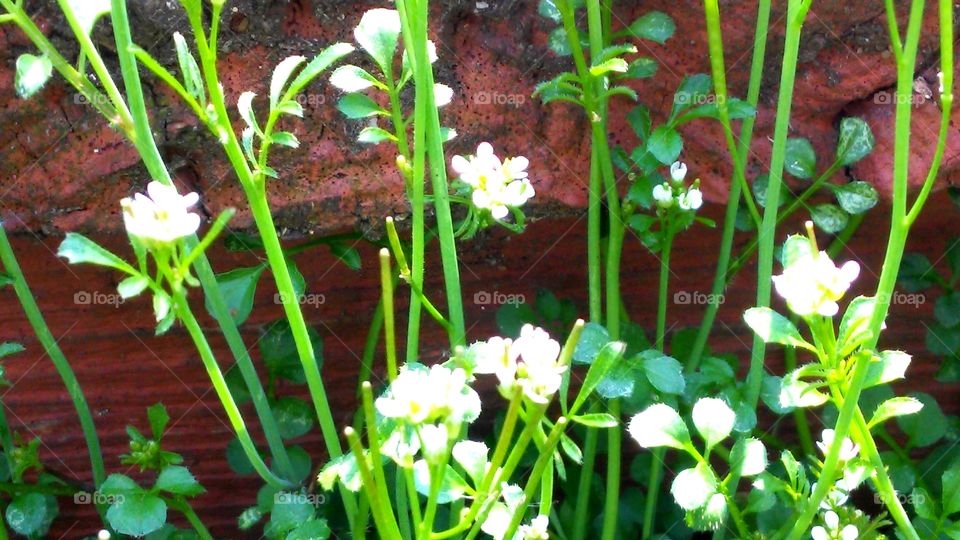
top-left (380, 249), bottom-right (399, 381)
top-left (501, 418), bottom-right (569, 540)
top-left (167, 497), bottom-right (214, 540)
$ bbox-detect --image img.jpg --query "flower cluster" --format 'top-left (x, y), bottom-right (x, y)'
top-left (652, 161), bottom-right (702, 211)
top-left (451, 142), bottom-right (535, 221)
top-left (120, 181), bottom-right (201, 245)
top-left (467, 324), bottom-right (565, 404)
top-left (375, 363), bottom-right (481, 428)
top-left (811, 511), bottom-right (858, 540)
top-left (772, 237), bottom-right (860, 318)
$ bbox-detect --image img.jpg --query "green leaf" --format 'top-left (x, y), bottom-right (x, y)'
top-left (226, 437), bottom-right (260, 475)
top-left (942, 462), bottom-right (960, 515)
top-left (357, 126), bottom-right (397, 144)
top-left (155, 466), bottom-right (205, 497)
top-left (624, 57), bottom-right (658, 79)
top-left (117, 275), bottom-right (150, 299)
top-left (642, 352), bottom-right (685, 394)
top-left (868, 396), bottom-right (923, 429)
top-left (172, 32), bottom-right (204, 104)
top-left (270, 56), bottom-right (307, 110)
top-left (897, 392), bottom-right (947, 447)
top-left (780, 234), bottom-right (814, 268)
top-left (267, 491), bottom-right (315, 537)
top-left (337, 92), bottom-right (387, 119)
top-left (58, 233), bottom-right (137, 274)
top-left (0, 342), bottom-right (25, 359)
top-left (627, 403), bottom-right (691, 449)
top-left (271, 132), bottom-right (300, 149)
top-left (15, 54), bottom-right (53, 99)
top-left (286, 520), bottom-right (332, 540)
top-left (538, 0), bottom-right (562, 22)
top-left (898, 253), bottom-right (938, 292)
top-left (673, 98), bottom-right (756, 125)
top-left (329, 241), bottom-right (362, 270)
top-left (810, 203), bottom-right (849, 234)
top-left (912, 487), bottom-right (938, 520)
top-left (353, 8), bottom-right (402, 72)
top-left (752, 174), bottom-right (788, 208)
top-left (287, 43), bottom-right (356, 97)
top-left (730, 438), bottom-right (767, 477)
top-left (836, 117), bottom-right (875, 166)
top-left (671, 463), bottom-right (717, 510)
top-left (107, 491), bottom-right (167, 537)
top-left (670, 74), bottom-right (712, 118)
top-left (835, 181), bottom-right (878, 214)
top-left (452, 441), bottom-right (488, 487)
top-left (413, 461), bottom-right (469, 503)
top-left (64, 0), bottom-right (110, 36)
top-left (572, 322), bottom-right (611, 365)
top-left (863, 350), bottom-right (911, 387)
top-left (838, 296), bottom-right (878, 352)
top-left (330, 65), bottom-right (380, 93)
top-left (573, 342), bottom-right (626, 412)
top-left (5, 492), bottom-right (54, 537)
top-left (589, 58), bottom-right (629, 77)
top-left (935, 292), bottom-right (960, 327)
top-left (572, 413), bottom-right (619, 428)
top-left (647, 125), bottom-right (682, 165)
top-left (204, 265), bottom-right (265, 325)
top-left (285, 446), bottom-right (313, 485)
top-left (259, 320), bottom-right (323, 383)
top-left (273, 397), bottom-right (315, 440)
top-left (627, 105), bottom-right (652, 141)
top-left (147, 403), bottom-right (170, 440)
top-left (743, 307), bottom-right (811, 349)
top-left (691, 397), bottom-right (735, 449)
top-left (237, 91), bottom-right (260, 133)
top-left (238, 507), bottom-right (263, 530)
top-left (779, 368), bottom-right (829, 408)
top-left (627, 11), bottom-right (675, 44)
top-left (784, 138), bottom-right (816, 179)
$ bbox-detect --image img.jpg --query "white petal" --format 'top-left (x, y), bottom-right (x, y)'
top-left (434, 83), bottom-right (454, 107)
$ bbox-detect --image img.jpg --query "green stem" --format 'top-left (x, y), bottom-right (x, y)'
top-left (167, 497), bottom-right (214, 540)
top-left (570, 425), bottom-right (598, 540)
top-left (687, 0), bottom-right (771, 372)
top-left (500, 418), bottom-right (569, 540)
top-left (380, 249), bottom-right (399, 381)
top-left (0, 228), bottom-right (106, 491)
top-left (588, 148), bottom-right (602, 322)
top-left (107, 0), bottom-right (295, 482)
top-left (174, 296), bottom-right (290, 489)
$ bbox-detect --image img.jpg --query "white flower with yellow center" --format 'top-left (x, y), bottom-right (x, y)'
top-left (120, 181), bottom-right (201, 244)
top-left (519, 515), bottom-right (550, 539)
top-left (811, 511), bottom-right (858, 540)
top-left (468, 336), bottom-right (518, 392)
top-left (451, 142), bottom-right (534, 220)
top-left (816, 429), bottom-right (859, 462)
top-left (510, 324), bottom-right (565, 403)
top-left (772, 249), bottom-right (860, 317)
top-left (376, 364), bottom-right (480, 426)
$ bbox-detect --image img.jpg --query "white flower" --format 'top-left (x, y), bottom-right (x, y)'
top-left (121, 181), bottom-right (201, 244)
top-left (519, 515), bottom-right (549, 539)
top-left (511, 325), bottom-right (565, 403)
top-left (772, 250), bottom-right (860, 317)
top-left (678, 187), bottom-right (703, 211)
top-left (419, 423), bottom-right (449, 464)
top-left (434, 83), bottom-right (454, 107)
top-left (468, 336), bottom-right (517, 390)
top-left (376, 364), bottom-right (481, 426)
top-left (481, 483), bottom-right (525, 540)
top-left (811, 511), bottom-right (858, 540)
top-left (817, 429), bottom-right (859, 462)
top-left (670, 161), bottom-right (688, 183)
top-left (97, 531), bottom-right (111, 540)
top-left (451, 142), bottom-right (534, 220)
top-left (652, 182), bottom-right (674, 208)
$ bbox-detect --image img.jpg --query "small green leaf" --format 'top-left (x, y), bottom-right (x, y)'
top-left (357, 126), bottom-right (397, 144)
top-left (779, 368), bottom-right (829, 408)
top-left (204, 265), bottom-right (266, 325)
top-left (5, 493), bottom-right (54, 537)
top-left (572, 322), bottom-right (611, 365)
top-left (863, 350), bottom-right (911, 387)
top-left (836, 117), bottom-right (875, 166)
top-left (624, 57), bottom-right (658, 79)
top-left (942, 462), bottom-right (960, 515)
top-left (784, 138), bottom-right (816, 179)
top-left (287, 43), bottom-right (356, 97)
top-left (353, 8), bottom-right (402, 72)
top-left (935, 292), bottom-right (960, 327)
top-left (58, 233), bottom-right (137, 274)
top-left (752, 174), bottom-right (788, 208)
top-left (226, 438), bottom-right (260, 475)
top-left (286, 520), bottom-right (332, 540)
top-left (270, 56), bottom-right (307, 110)
top-left (691, 397), bottom-right (735, 449)
top-left (670, 74), bottom-right (712, 118)
top-left (589, 57), bottom-right (629, 77)
top-left (838, 296), bottom-right (878, 352)
top-left (835, 181), bottom-right (878, 214)
top-left (413, 461), bottom-right (469, 503)
top-left (730, 438), bottom-right (767, 477)
top-left (155, 466), bottom-right (205, 497)
top-left (273, 397), bottom-right (315, 440)
top-left (337, 92), bottom-right (387, 119)
top-left (627, 105), bottom-right (652, 140)
top-left (538, 0), bottom-right (562, 22)
top-left (647, 125), bottom-right (682, 165)
top-left (572, 342), bottom-right (626, 412)
top-left (329, 241), bottom-right (362, 270)
top-left (897, 392), bottom-right (947, 448)
top-left (267, 490), bottom-right (315, 537)
top-left (868, 396), bottom-right (923, 429)
top-left (743, 307), bottom-right (811, 350)
top-left (238, 507), bottom-right (263, 530)
top-left (671, 463), bottom-right (717, 511)
top-left (0, 342), bottom-right (25, 359)
top-left (147, 403), bottom-right (170, 440)
top-left (642, 353), bottom-right (685, 395)
top-left (627, 403), bottom-right (690, 450)
top-left (572, 413), bottom-right (619, 428)
top-left (15, 54), bottom-right (53, 99)
top-left (172, 32), bottom-right (204, 104)
top-left (271, 132), bottom-right (300, 149)
top-left (330, 65), bottom-right (380, 93)
top-left (811, 203), bottom-right (849, 234)
top-left (118, 275), bottom-right (150, 299)
top-left (106, 491), bottom-right (167, 537)
top-left (452, 441), bottom-right (488, 487)
top-left (260, 320), bottom-right (323, 383)
top-left (898, 253), bottom-right (938, 292)
top-left (238, 91), bottom-right (260, 134)
top-left (627, 11), bottom-right (675, 44)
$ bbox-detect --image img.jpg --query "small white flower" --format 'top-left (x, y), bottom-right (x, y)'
top-left (451, 143), bottom-right (534, 220)
top-left (519, 514), bottom-right (550, 539)
top-left (670, 161), bottom-right (688, 183)
top-left (652, 182), bottom-right (674, 208)
top-left (121, 181), bottom-right (201, 244)
top-left (434, 83), bottom-right (454, 107)
top-left (678, 187), bottom-right (703, 211)
top-left (419, 423), bottom-right (449, 464)
top-left (97, 531), bottom-right (111, 540)
top-left (816, 429), bottom-right (859, 462)
top-left (511, 324), bottom-right (565, 403)
top-left (811, 511), bottom-right (858, 540)
top-left (375, 364), bottom-right (481, 426)
top-left (772, 250), bottom-right (860, 317)
top-left (481, 483), bottom-right (525, 540)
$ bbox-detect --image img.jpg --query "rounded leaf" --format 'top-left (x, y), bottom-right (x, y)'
top-left (628, 403), bottom-right (690, 449)
top-left (692, 397), bottom-right (735, 449)
top-left (670, 463), bottom-right (717, 510)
